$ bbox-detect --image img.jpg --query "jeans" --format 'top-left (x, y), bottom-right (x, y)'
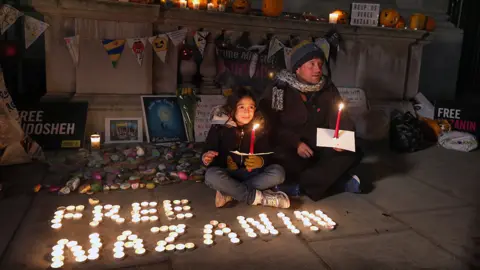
top-left (204, 164), bottom-right (285, 205)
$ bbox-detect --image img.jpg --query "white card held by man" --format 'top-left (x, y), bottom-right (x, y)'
top-left (316, 102), bottom-right (356, 152)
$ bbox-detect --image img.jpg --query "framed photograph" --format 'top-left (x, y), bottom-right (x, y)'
top-left (105, 118), bottom-right (143, 143)
top-left (141, 95), bottom-right (188, 143)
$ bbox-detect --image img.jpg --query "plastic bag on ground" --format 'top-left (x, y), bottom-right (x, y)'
top-left (438, 131), bottom-right (478, 152)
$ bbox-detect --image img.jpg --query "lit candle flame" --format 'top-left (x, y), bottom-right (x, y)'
top-left (253, 123), bottom-right (260, 130)
top-left (338, 103), bottom-right (344, 111)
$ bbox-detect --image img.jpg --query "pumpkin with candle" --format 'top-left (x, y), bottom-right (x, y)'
top-left (232, 0), bottom-right (251, 14)
top-left (262, 0), bottom-right (283, 17)
top-left (379, 8), bottom-right (400, 27)
top-left (331, 10), bottom-right (348, 24)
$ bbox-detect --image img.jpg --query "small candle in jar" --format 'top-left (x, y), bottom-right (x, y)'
top-left (210, 220), bottom-right (219, 226)
top-left (277, 212), bottom-right (285, 218)
top-left (116, 218), bottom-right (125, 224)
top-left (51, 223), bottom-right (62, 230)
top-left (157, 240), bottom-right (167, 246)
top-left (174, 206), bottom-right (183, 212)
top-left (204, 228), bottom-right (212, 234)
top-left (90, 134), bottom-right (101, 149)
top-left (203, 239), bottom-right (214, 246)
top-left (51, 261), bottom-right (64, 268)
top-left (248, 232), bottom-right (257, 238)
top-left (176, 228), bottom-right (185, 234)
top-left (310, 226), bottom-right (319, 232)
top-left (140, 209), bottom-right (149, 215)
top-left (218, 3), bottom-right (226, 11)
top-left (173, 200), bottom-right (181, 205)
top-left (114, 252), bottom-right (125, 259)
top-left (75, 255), bottom-right (87, 263)
top-left (166, 244), bottom-right (176, 252)
top-left (270, 229), bottom-right (279, 236)
top-left (57, 239), bottom-right (69, 245)
top-left (117, 235), bottom-right (127, 241)
top-left (51, 218), bottom-right (62, 224)
top-left (149, 202), bottom-right (157, 207)
top-left (203, 234), bottom-right (213, 240)
top-left (73, 213), bottom-right (83, 220)
top-left (55, 210), bottom-right (64, 216)
top-left (51, 255), bottom-right (64, 262)
top-left (165, 237), bottom-right (175, 243)
top-left (181, 199), bottom-right (189, 205)
top-left (160, 226), bottom-right (169, 232)
top-left (74, 250), bottom-right (86, 257)
top-left (89, 233), bottom-right (99, 239)
top-left (169, 232), bottom-right (179, 238)
top-left (64, 213), bottom-right (73, 219)
top-left (169, 225), bottom-right (177, 231)
top-left (127, 234), bottom-right (138, 241)
top-left (87, 252), bottom-right (99, 260)
top-left (179, 0), bottom-right (187, 8)
top-left (141, 201), bottom-right (149, 207)
top-left (113, 247), bottom-right (124, 253)
top-left (204, 224), bottom-right (213, 230)
top-left (149, 208), bottom-right (157, 214)
top-left (176, 244), bottom-right (185, 251)
top-left (185, 242), bottom-right (195, 250)
top-left (89, 221), bottom-right (99, 227)
top-left (230, 238), bottom-right (240, 245)
top-left (124, 242), bottom-right (134, 248)
top-left (177, 224), bottom-right (186, 229)
top-left (291, 228), bottom-right (300, 235)
top-left (132, 217), bottom-right (141, 223)
top-left (214, 230), bottom-right (223, 236)
top-left (176, 214), bottom-right (185, 220)
top-left (66, 205), bottom-right (75, 212)
top-left (184, 213), bottom-right (193, 219)
top-left (329, 13), bottom-right (339, 24)
top-left (237, 216), bottom-right (245, 221)
top-left (135, 247), bottom-right (146, 255)
top-left (228, 232), bottom-right (237, 239)
top-left (75, 205), bottom-right (85, 212)
top-left (182, 205), bottom-right (191, 211)
top-left (149, 216), bottom-right (158, 222)
top-left (151, 227), bottom-right (160, 233)
top-left (222, 227), bottom-right (231, 234)
top-left (115, 242), bottom-right (125, 248)
top-left (218, 223), bottom-right (227, 229)
top-left (207, 3), bottom-right (215, 10)
top-left (155, 245), bottom-right (165, 252)
top-left (51, 249), bottom-right (64, 257)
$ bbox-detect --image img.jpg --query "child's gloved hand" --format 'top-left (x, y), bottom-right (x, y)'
top-left (202, 151), bottom-right (218, 166)
top-left (226, 156), bottom-right (238, 171)
top-left (245, 155), bottom-right (264, 171)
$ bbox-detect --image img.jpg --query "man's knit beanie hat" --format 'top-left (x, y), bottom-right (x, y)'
top-left (290, 41), bottom-right (326, 71)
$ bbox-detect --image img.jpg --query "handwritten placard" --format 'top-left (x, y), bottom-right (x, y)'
top-left (195, 95), bottom-right (226, 142)
top-left (350, 3), bottom-right (380, 27)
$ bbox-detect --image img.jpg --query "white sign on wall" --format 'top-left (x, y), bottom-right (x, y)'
top-left (194, 95), bottom-right (226, 142)
top-left (350, 3), bottom-right (380, 27)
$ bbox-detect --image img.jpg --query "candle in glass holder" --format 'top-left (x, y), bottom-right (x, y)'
top-left (51, 261), bottom-right (64, 269)
top-left (218, 3), bottom-right (226, 11)
top-left (179, 0), bottom-right (187, 8)
top-left (114, 251), bottom-right (125, 259)
top-left (329, 13), bottom-right (339, 24)
top-left (90, 134), bottom-right (101, 149)
top-left (51, 223), bottom-right (62, 230)
top-left (193, 0), bottom-right (200, 9)
top-left (166, 244), bottom-right (176, 252)
top-left (155, 245), bottom-right (166, 252)
top-left (185, 242), bottom-right (195, 250)
top-left (207, 2), bottom-right (215, 10)
top-left (203, 239), bottom-right (214, 246)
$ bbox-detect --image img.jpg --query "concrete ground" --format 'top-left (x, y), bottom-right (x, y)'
top-left (0, 142), bottom-right (479, 270)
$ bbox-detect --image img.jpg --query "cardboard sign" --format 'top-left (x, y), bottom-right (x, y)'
top-left (194, 95), bottom-right (226, 142)
top-left (317, 128), bottom-right (356, 152)
top-left (434, 101), bottom-right (480, 137)
top-left (350, 3), bottom-right (380, 27)
top-left (19, 102), bottom-right (88, 149)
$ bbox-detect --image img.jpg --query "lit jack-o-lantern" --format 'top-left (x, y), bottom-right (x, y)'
top-left (379, 8), bottom-right (400, 27)
top-left (187, 0), bottom-right (207, 9)
top-left (232, 0), bottom-right (250, 14)
top-left (331, 10), bottom-right (348, 24)
top-left (262, 0), bottom-right (283, 17)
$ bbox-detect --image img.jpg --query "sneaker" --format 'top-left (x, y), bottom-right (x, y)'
top-left (345, 175), bottom-right (361, 193)
top-left (215, 191), bottom-right (233, 208)
top-left (261, 189), bottom-right (290, 208)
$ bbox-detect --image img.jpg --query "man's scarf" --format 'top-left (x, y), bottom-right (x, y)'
top-left (271, 70), bottom-right (326, 111)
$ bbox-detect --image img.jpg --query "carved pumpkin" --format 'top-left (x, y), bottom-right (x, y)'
top-left (395, 16), bottom-right (406, 29)
top-left (262, 0), bottom-right (283, 17)
top-left (409, 13), bottom-right (427, 30)
top-left (425, 16), bottom-right (436, 31)
top-left (379, 9), bottom-right (400, 27)
top-left (210, 0), bottom-right (218, 8)
top-left (232, 0), bottom-right (250, 14)
top-left (332, 10), bottom-right (348, 24)
top-left (187, 0), bottom-right (207, 9)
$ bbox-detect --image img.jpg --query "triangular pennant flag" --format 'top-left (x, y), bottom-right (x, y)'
top-left (166, 28), bottom-right (188, 46)
top-left (148, 34), bottom-right (169, 63)
top-left (0, 4), bottom-right (22, 35)
top-left (127, 38), bottom-right (147, 66)
top-left (24, 16), bottom-right (49, 49)
top-left (64, 35), bottom-right (79, 66)
top-left (267, 38), bottom-right (284, 60)
top-left (283, 47), bottom-right (293, 71)
top-left (194, 31), bottom-right (209, 57)
top-left (101, 39), bottom-right (126, 68)
top-left (314, 38), bottom-right (330, 61)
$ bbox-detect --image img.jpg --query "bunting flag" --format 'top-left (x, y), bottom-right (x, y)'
top-left (283, 47), bottom-right (293, 71)
top-left (64, 35), bottom-right (80, 66)
top-left (194, 31), bottom-right (209, 57)
top-left (248, 45), bottom-right (266, 78)
top-left (0, 4), bottom-right (22, 35)
top-left (101, 39), bottom-right (126, 68)
top-left (127, 38), bottom-right (147, 66)
top-left (166, 28), bottom-right (188, 46)
top-left (267, 38), bottom-right (284, 60)
top-left (314, 38), bottom-right (330, 62)
top-left (24, 16), bottom-right (49, 49)
top-left (148, 34), bottom-right (169, 63)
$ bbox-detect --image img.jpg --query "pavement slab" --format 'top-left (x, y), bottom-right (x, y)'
top-left (361, 174), bottom-right (466, 213)
top-left (309, 230), bottom-right (467, 270)
top-left (396, 206), bottom-right (480, 267)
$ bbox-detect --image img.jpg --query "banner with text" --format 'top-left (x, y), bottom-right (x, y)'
top-left (19, 102), bottom-right (88, 149)
top-left (434, 101), bottom-right (480, 138)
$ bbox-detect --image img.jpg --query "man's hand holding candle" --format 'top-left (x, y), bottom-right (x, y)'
top-left (202, 151), bottom-right (218, 166)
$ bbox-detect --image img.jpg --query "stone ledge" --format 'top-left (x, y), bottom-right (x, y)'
top-left (32, 0), bottom-right (428, 42)
top-left (71, 94), bottom-right (145, 111)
